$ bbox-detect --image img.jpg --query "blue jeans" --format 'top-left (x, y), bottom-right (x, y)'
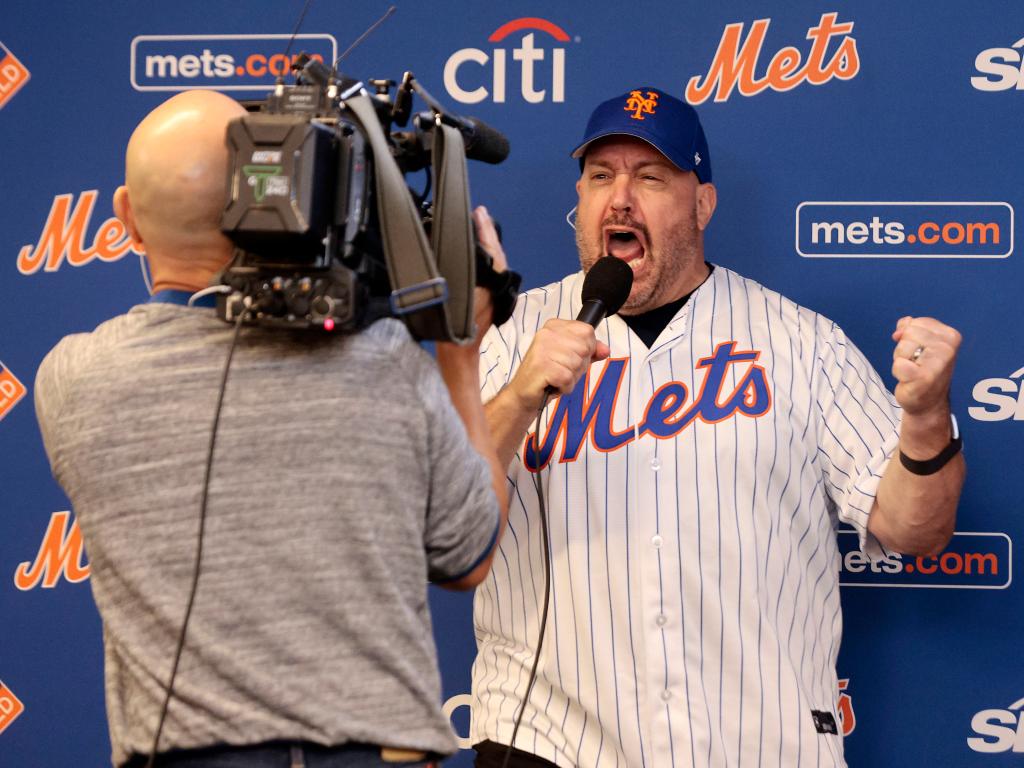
top-left (121, 741), bottom-right (437, 768)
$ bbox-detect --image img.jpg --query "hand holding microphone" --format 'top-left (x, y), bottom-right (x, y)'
top-left (509, 258), bottom-right (633, 408)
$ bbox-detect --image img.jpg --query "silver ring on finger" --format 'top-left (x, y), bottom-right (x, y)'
top-left (911, 345), bottom-right (925, 364)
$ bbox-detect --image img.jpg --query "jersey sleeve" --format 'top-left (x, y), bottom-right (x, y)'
top-left (478, 320), bottom-right (518, 404)
top-left (812, 319), bottom-right (902, 560)
top-left (414, 350), bottom-right (500, 583)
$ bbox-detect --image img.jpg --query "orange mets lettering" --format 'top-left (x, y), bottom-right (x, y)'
top-left (524, 342), bottom-right (772, 471)
top-left (0, 681), bottom-right (25, 735)
top-left (838, 678), bottom-right (856, 736)
top-left (686, 12), bottom-right (860, 104)
top-left (17, 191), bottom-right (138, 275)
top-left (14, 511), bottom-right (91, 590)
top-left (624, 90), bottom-right (659, 120)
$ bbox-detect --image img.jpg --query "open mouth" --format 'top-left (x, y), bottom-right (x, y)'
top-left (604, 226), bottom-right (647, 265)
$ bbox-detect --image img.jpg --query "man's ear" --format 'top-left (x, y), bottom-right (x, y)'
top-left (113, 186), bottom-right (145, 251)
top-left (696, 182), bottom-right (717, 231)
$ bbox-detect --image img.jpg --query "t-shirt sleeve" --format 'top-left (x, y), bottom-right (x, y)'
top-left (34, 336), bottom-right (80, 476)
top-left (812, 318), bottom-right (902, 560)
top-left (415, 351), bottom-right (500, 583)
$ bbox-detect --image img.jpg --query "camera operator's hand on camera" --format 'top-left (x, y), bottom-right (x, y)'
top-left (470, 205), bottom-right (508, 345)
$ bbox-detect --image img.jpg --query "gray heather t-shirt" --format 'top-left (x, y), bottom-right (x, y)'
top-left (34, 304), bottom-right (498, 766)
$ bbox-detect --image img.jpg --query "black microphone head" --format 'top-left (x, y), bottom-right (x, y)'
top-left (581, 257), bottom-right (634, 315)
top-left (462, 117), bottom-right (510, 164)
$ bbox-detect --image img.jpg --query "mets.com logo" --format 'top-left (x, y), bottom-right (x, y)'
top-left (838, 530), bottom-right (1011, 589)
top-left (796, 202), bottom-right (1014, 258)
top-left (131, 34), bottom-right (337, 91)
top-left (444, 17), bottom-right (571, 104)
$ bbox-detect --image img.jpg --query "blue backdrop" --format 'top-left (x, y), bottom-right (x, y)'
top-left (1, 2), bottom-right (1021, 765)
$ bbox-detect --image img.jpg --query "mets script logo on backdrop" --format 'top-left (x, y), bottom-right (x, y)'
top-left (837, 530), bottom-right (1011, 589)
top-left (0, 681), bottom-right (24, 736)
top-left (14, 511), bottom-right (90, 590)
top-left (444, 17), bottom-right (571, 104)
top-left (972, 36), bottom-right (1024, 91)
top-left (685, 12), bottom-right (859, 104)
top-left (837, 679), bottom-right (856, 736)
top-left (969, 695), bottom-right (1024, 753)
top-left (796, 202), bottom-right (1014, 258)
top-left (0, 361), bottom-right (26, 422)
top-left (970, 365), bottom-right (1024, 422)
top-left (16, 191), bottom-right (139, 275)
top-left (0, 41), bottom-right (30, 109)
top-left (131, 34), bottom-right (337, 91)
top-left (523, 342), bottom-right (772, 471)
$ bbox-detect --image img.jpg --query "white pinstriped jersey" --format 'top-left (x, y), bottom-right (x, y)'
top-left (471, 265), bottom-right (900, 768)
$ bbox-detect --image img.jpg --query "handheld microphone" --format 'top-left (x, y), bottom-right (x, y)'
top-left (577, 256), bottom-right (633, 326)
top-left (544, 257), bottom-right (633, 395)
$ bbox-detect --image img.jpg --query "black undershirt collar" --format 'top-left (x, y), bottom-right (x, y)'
top-left (619, 263), bottom-right (715, 348)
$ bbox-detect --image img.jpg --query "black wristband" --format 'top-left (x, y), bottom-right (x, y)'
top-left (898, 416), bottom-right (963, 476)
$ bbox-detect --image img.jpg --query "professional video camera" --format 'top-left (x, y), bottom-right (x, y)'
top-left (216, 54), bottom-right (520, 342)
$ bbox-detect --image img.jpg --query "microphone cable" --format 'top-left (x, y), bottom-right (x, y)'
top-left (500, 394), bottom-right (553, 768)
top-left (145, 308), bottom-right (248, 768)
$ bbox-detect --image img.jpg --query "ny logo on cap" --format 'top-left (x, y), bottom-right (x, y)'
top-left (624, 90), bottom-right (659, 120)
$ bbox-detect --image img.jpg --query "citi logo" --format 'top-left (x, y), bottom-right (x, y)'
top-left (0, 681), bottom-right (24, 736)
top-left (17, 190), bottom-right (139, 275)
top-left (969, 696), bottom-right (1024, 753)
top-left (0, 41), bottom-right (30, 110)
top-left (0, 361), bottom-right (26, 422)
top-left (972, 37), bottom-right (1024, 91)
top-left (14, 511), bottom-right (90, 590)
top-left (970, 366), bottom-right (1024, 421)
top-left (444, 17), bottom-right (570, 104)
top-left (686, 12), bottom-right (859, 104)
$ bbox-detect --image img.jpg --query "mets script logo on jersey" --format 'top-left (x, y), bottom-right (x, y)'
top-left (685, 12), bottom-right (859, 104)
top-left (524, 341), bottom-right (772, 471)
top-left (970, 365), bottom-right (1024, 422)
top-left (0, 361), bottom-right (26, 422)
top-left (17, 190), bottom-right (140, 275)
top-left (444, 17), bottom-right (570, 104)
top-left (972, 36), bottom-right (1024, 91)
top-left (969, 695), bottom-right (1024, 753)
top-left (0, 681), bottom-right (24, 736)
top-left (625, 90), bottom-right (658, 120)
top-left (0, 41), bottom-right (30, 109)
top-left (131, 34), bottom-right (337, 91)
top-left (14, 511), bottom-right (90, 590)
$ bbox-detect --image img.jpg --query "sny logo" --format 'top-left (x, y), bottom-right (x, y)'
top-left (0, 362), bottom-right (26, 422)
top-left (445, 17), bottom-right (570, 104)
top-left (970, 365), bottom-right (1024, 421)
top-left (14, 511), bottom-right (91, 590)
top-left (972, 36), bottom-right (1024, 91)
top-left (0, 41), bottom-right (30, 110)
top-left (17, 190), bottom-right (140, 275)
top-left (0, 681), bottom-right (24, 736)
top-left (524, 342), bottom-right (772, 471)
top-left (686, 12), bottom-right (859, 104)
top-left (969, 696), bottom-right (1024, 753)
top-left (624, 90), bottom-right (658, 120)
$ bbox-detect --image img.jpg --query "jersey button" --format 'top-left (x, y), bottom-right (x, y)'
top-left (661, 689), bottom-right (672, 701)
top-left (651, 534), bottom-right (663, 549)
top-left (650, 457), bottom-right (661, 471)
top-left (655, 614), bottom-right (668, 627)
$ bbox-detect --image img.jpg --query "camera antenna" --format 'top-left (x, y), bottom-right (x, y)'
top-left (281, 0), bottom-right (317, 63)
top-left (334, 5), bottom-right (396, 66)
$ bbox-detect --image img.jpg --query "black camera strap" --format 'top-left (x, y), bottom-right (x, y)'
top-left (344, 92), bottom-right (474, 343)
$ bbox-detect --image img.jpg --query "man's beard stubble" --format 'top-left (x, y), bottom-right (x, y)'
top-left (575, 213), bottom-right (703, 314)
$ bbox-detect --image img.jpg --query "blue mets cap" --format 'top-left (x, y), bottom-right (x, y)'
top-left (571, 87), bottom-right (712, 183)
